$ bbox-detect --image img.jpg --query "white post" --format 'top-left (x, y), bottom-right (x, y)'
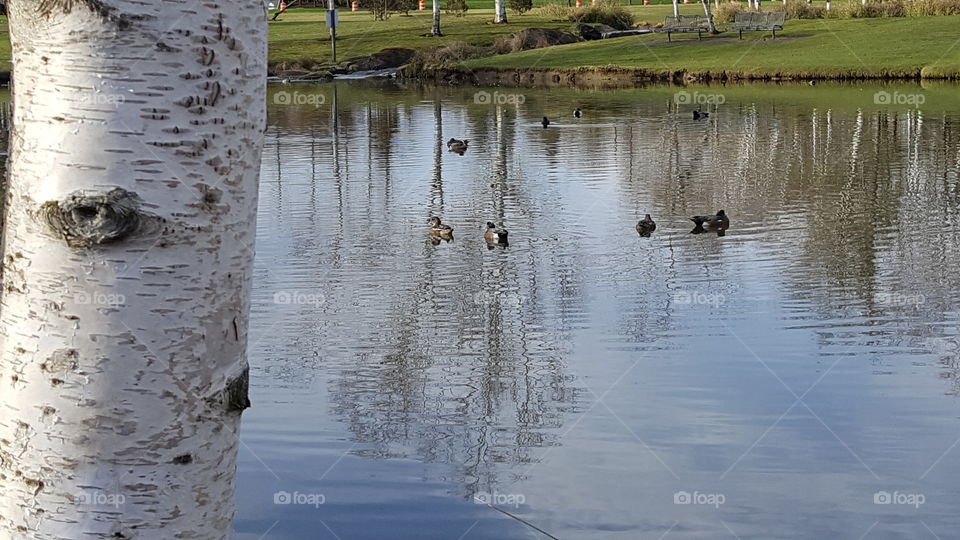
top-left (0, 0), bottom-right (265, 537)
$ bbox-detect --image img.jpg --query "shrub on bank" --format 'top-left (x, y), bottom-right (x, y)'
top-left (571, 2), bottom-right (635, 29)
top-left (446, 0), bottom-right (469, 16)
top-left (405, 42), bottom-right (491, 73)
top-left (531, 1), bottom-right (633, 29)
top-left (530, 3), bottom-right (576, 20)
top-left (833, 0), bottom-right (905, 17)
top-left (714, 2), bottom-right (748, 23)
top-left (784, 0), bottom-right (825, 19)
top-left (510, 0), bottom-right (534, 14)
top-left (905, 0), bottom-right (960, 14)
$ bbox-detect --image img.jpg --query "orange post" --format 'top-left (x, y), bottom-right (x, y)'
top-left (351, 0), bottom-right (359, 10)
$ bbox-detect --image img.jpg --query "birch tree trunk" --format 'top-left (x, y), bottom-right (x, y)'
top-left (432, 0), bottom-right (442, 35)
top-left (672, 0), bottom-right (679, 17)
top-left (701, 0), bottom-right (718, 33)
top-left (494, 0), bottom-right (507, 23)
top-left (0, 0), bottom-right (266, 538)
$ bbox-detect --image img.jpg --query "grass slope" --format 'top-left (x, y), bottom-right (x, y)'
top-left (463, 14), bottom-right (960, 78)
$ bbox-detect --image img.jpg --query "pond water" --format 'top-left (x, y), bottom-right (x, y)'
top-left (234, 80), bottom-right (960, 539)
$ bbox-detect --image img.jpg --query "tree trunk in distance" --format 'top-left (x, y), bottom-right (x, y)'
top-left (701, 0), bottom-right (719, 32)
top-left (494, 0), bottom-right (507, 23)
top-left (432, 0), bottom-right (442, 35)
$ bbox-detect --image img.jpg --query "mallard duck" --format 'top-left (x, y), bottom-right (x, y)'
top-left (573, 108), bottom-right (582, 118)
top-left (447, 138), bottom-right (468, 153)
top-left (428, 216), bottom-right (454, 236)
top-left (636, 214), bottom-right (656, 234)
top-left (689, 209), bottom-right (729, 228)
top-left (693, 109), bottom-right (709, 120)
top-left (484, 222), bottom-right (509, 244)
top-left (541, 117), bottom-right (550, 128)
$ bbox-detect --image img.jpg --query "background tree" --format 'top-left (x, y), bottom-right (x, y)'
top-left (0, 0), bottom-right (265, 537)
top-left (368, 0), bottom-right (393, 20)
top-left (397, 0), bottom-right (418, 15)
top-left (495, 0), bottom-right (508, 21)
top-left (701, 0), bottom-right (719, 32)
top-left (446, 0), bottom-right (469, 16)
top-left (431, 0), bottom-right (442, 35)
top-left (508, 0), bottom-right (531, 15)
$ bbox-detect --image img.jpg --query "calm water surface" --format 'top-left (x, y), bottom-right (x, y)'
top-left (234, 81), bottom-right (960, 539)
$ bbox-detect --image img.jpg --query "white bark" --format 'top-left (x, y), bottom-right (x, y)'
top-left (0, 0), bottom-right (265, 538)
top-left (701, 0), bottom-right (718, 33)
top-left (673, 0), bottom-right (679, 17)
top-left (432, 0), bottom-right (442, 35)
top-left (494, 0), bottom-right (507, 23)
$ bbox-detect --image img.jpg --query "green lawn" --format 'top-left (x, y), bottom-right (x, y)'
top-left (2, 8), bottom-right (960, 78)
top-left (463, 14), bottom-right (960, 78)
top-left (267, 7), bottom-right (572, 66)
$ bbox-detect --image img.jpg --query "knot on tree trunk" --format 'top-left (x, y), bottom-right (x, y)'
top-left (37, 188), bottom-right (144, 248)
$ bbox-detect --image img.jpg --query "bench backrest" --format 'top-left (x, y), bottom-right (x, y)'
top-left (733, 11), bottom-right (786, 25)
top-left (663, 15), bottom-right (709, 28)
top-left (767, 11), bottom-right (786, 24)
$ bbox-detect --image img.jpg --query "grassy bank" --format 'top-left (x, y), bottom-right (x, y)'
top-left (461, 14), bottom-right (960, 79)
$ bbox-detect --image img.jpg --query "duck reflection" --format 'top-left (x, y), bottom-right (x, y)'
top-left (690, 224), bottom-right (727, 236)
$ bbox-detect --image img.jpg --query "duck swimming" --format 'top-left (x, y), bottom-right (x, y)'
top-left (541, 117), bottom-right (550, 128)
top-left (573, 108), bottom-right (582, 118)
top-left (693, 109), bottom-right (709, 120)
top-left (636, 214), bottom-right (656, 235)
top-left (689, 209), bottom-right (729, 228)
top-left (447, 138), bottom-right (468, 154)
top-left (484, 222), bottom-right (509, 244)
top-left (428, 216), bottom-right (454, 237)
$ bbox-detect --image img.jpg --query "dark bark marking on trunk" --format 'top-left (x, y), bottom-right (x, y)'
top-left (222, 367), bottom-right (250, 413)
top-left (34, 0), bottom-right (134, 30)
top-left (37, 188), bottom-right (144, 248)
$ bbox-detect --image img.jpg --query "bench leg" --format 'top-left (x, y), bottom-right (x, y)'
top-left (667, 32), bottom-right (671, 42)
top-left (698, 31), bottom-right (702, 40)
top-left (771, 29), bottom-right (776, 38)
top-left (739, 30), bottom-right (743, 40)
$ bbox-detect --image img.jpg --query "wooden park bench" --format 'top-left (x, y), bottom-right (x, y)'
top-left (727, 12), bottom-right (786, 39)
top-left (654, 15), bottom-right (710, 41)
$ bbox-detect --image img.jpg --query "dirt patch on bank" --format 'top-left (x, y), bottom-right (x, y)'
top-left (408, 64), bottom-right (958, 88)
